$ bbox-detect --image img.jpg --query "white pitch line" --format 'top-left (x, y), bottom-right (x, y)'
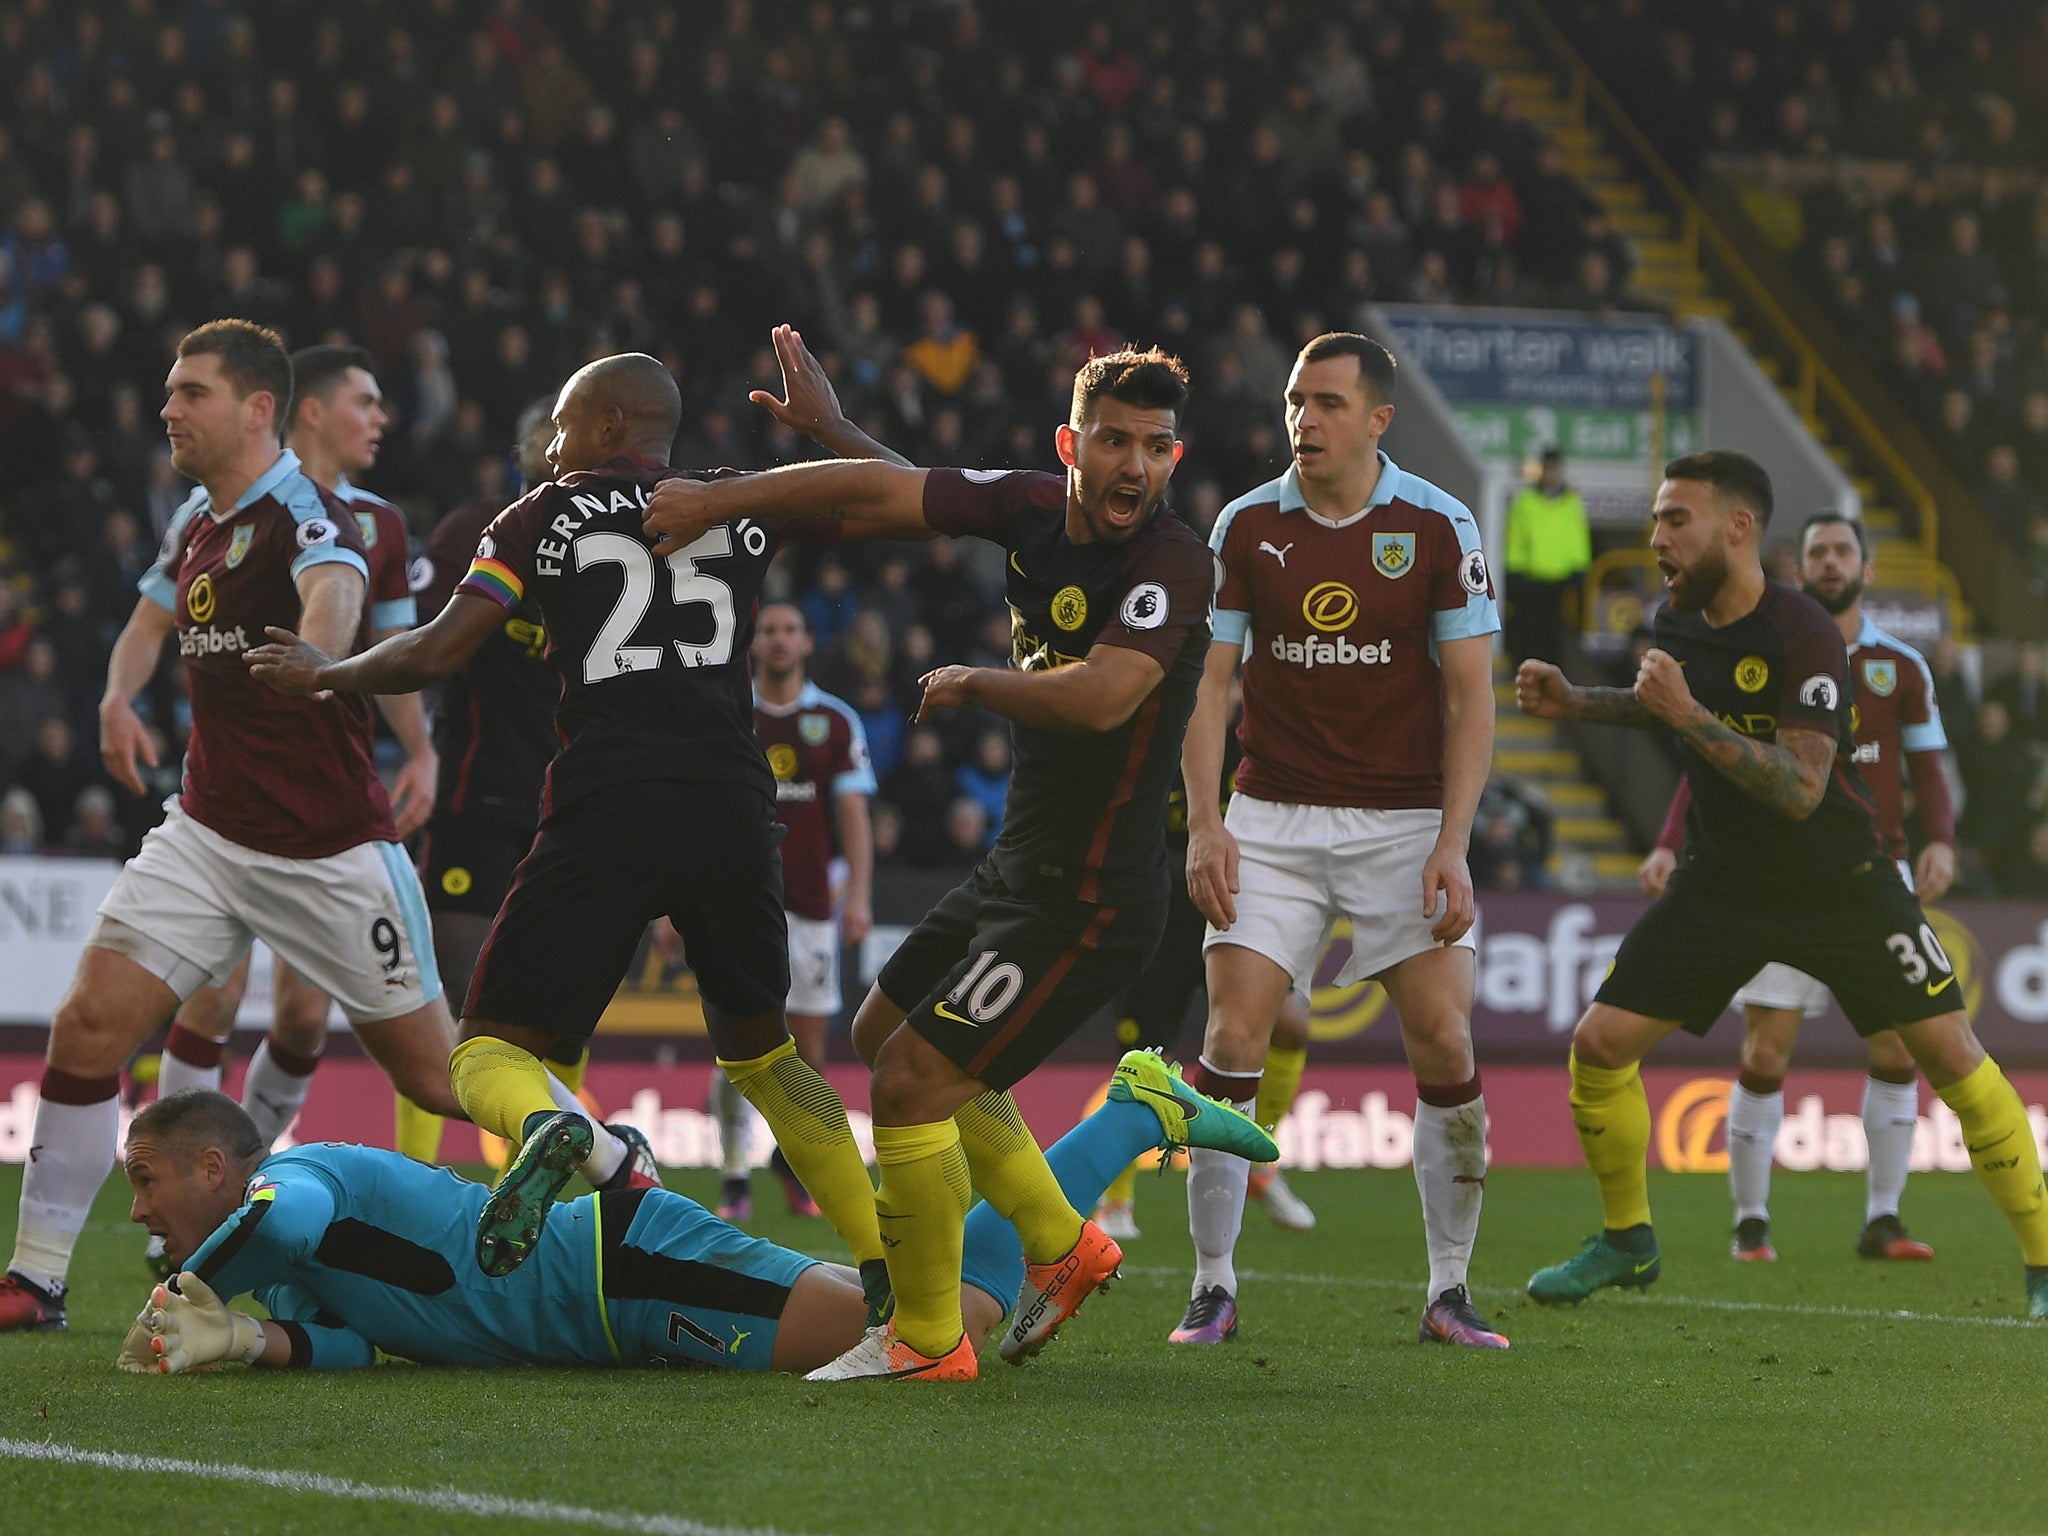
top-left (1119, 1265), bottom-right (2043, 1330)
top-left (0, 1439), bottom-right (818, 1535)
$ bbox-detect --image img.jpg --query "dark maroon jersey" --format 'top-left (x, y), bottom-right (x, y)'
top-left (1211, 454), bottom-right (1500, 811)
top-left (416, 498), bottom-right (559, 829)
top-left (331, 477), bottom-right (418, 634)
top-left (455, 455), bottom-right (776, 812)
top-left (1845, 613), bottom-right (1949, 862)
top-left (755, 682), bottom-right (876, 921)
top-left (138, 450), bottom-right (398, 857)
top-left (922, 468), bottom-right (1213, 905)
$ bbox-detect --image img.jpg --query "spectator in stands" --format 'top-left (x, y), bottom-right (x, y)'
top-left (1957, 699), bottom-right (2043, 884)
top-left (1503, 448), bottom-right (1591, 663)
top-left (2003, 820), bottom-right (2048, 897)
top-left (939, 795), bottom-right (992, 870)
top-left (952, 728), bottom-right (1011, 848)
top-left (58, 784), bottom-right (123, 858)
top-left (883, 728), bottom-right (956, 868)
top-left (1990, 642), bottom-right (2048, 748)
top-left (11, 715), bottom-right (96, 836)
top-left (0, 788), bottom-right (41, 855)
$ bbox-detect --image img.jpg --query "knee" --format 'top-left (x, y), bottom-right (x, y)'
top-left (1737, 1034), bottom-right (1790, 1087)
top-left (51, 994), bottom-right (147, 1077)
top-left (1570, 1015), bottom-right (1632, 1073)
top-left (1866, 1031), bottom-right (1917, 1083)
top-left (270, 1006), bottom-right (330, 1055)
top-left (869, 1030), bottom-right (964, 1125)
top-left (850, 987), bottom-right (904, 1068)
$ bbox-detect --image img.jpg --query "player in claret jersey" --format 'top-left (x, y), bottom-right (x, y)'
top-left (711, 601), bottom-right (876, 1222)
top-left (1175, 332), bottom-right (1506, 1351)
top-left (1518, 451), bottom-right (2047, 1318)
top-left (248, 353), bottom-right (886, 1299)
top-left (155, 344), bottom-right (448, 1172)
top-left (1642, 512), bottom-right (1958, 1264)
top-left (640, 343), bottom-right (1278, 1382)
top-left (0, 321), bottom-right (462, 1335)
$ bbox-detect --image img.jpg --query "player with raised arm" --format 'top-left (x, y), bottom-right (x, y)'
top-left (120, 1053), bottom-right (1261, 1378)
top-left (710, 601), bottom-right (877, 1222)
top-left (0, 320), bottom-right (462, 1334)
top-left (1640, 512), bottom-right (1957, 1264)
top-left (247, 353), bottom-right (886, 1300)
top-left (640, 344), bottom-right (1278, 1382)
top-left (411, 399), bottom-right (593, 1145)
top-left (154, 344), bottom-right (448, 1172)
top-left (1519, 452), bottom-right (2047, 1317)
top-left (1173, 332), bottom-right (1506, 1350)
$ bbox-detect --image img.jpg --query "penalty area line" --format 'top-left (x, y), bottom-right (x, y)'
top-left (1119, 1265), bottom-right (2040, 1330)
top-left (0, 1438), bottom-right (819, 1536)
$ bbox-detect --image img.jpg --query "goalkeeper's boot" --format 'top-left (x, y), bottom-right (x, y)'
top-left (475, 1110), bottom-right (592, 1278)
top-left (1856, 1213), bottom-right (1934, 1260)
top-left (1527, 1230), bottom-right (1662, 1305)
top-left (0, 1272), bottom-right (66, 1333)
top-left (2027, 1266), bottom-right (2048, 1322)
top-left (1168, 1284), bottom-right (1238, 1345)
top-left (1107, 1048), bottom-right (1278, 1163)
top-left (1731, 1217), bottom-right (1777, 1262)
top-left (1249, 1166), bottom-right (1316, 1231)
top-left (805, 1323), bottom-right (978, 1382)
top-left (1419, 1285), bottom-right (1510, 1349)
top-left (999, 1220), bottom-right (1123, 1364)
top-left (597, 1122), bottom-right (663, 1194)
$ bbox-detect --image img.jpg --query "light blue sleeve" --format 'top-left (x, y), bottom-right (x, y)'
top-left (1207, 498), bottom-right (1252, 647)
top-left (138, 501), bottom-right (204, 611)
top-left (1901, 649), bottom-right (1948, 752)
top-left (184, 1160), bottom-right (340, 1304)
top-left (1425, 495), bottom-right (1502, 644)
top-left (253, 1280), bottom-right (378, 1371)
top-left (371, 595), bottom-right (418, 631)
top-left (289, 541), bottom-right (371, 585)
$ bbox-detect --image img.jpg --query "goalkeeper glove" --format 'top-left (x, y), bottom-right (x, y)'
top-left (148, 1273), bottom-right (265, 1374)
top-left (116, 1299), bottom-right (156, 1374)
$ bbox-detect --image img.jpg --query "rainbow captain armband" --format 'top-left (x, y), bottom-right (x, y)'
top-left (460, 557), bottom-right (524, 608)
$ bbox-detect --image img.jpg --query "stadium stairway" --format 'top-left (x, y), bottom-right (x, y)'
top-left (1490, 650), bottom-right (1642, 891)
top-left (1438, 0), bottom-right (1965, 619)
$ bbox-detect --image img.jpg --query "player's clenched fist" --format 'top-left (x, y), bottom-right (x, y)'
top-left (1638, 845), bottom-right (1676, 899)
top-left (643, 477), bottom-right (722, 557)
top-left (914, 665), bottom-right (979, 722)
top-left (1515, 659), bottom-right (1572, 719)
top-left (1632, 647), bottom-right (1696, 725)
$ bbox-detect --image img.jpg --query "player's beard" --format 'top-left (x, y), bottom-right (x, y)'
top-left (1809, 571), bottom-right (1864, 615)
top-left (1664, 543), bottom-right (1729, 613)
top-left (1076, 476), bottom-right (1159, 543)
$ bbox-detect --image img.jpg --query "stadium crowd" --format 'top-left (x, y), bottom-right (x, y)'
top-left (0, 0), bottom-right (2039, 890)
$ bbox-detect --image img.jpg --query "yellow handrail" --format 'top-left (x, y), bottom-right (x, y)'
top-left (1514, 0), bottom-right (1940, 562)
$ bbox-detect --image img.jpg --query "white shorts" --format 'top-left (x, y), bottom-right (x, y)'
top-left (1730, 861), bottom-right (1909, 1019)
top-left (785, 912), bottom-right (842, 1017)
top-left (1203, 796), bottom-right (1476, 990)
top-left (90, 800), bottom-right (440, 1025)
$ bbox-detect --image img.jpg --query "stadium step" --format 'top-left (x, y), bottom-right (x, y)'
top-left (1552, 815), bottom-right (1629, 850)
top-left (1494, 747), bottom-right (1583, 778)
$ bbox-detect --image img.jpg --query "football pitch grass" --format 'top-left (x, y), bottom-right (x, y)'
top-left (1, 1164), bottom-right (2043, 1536)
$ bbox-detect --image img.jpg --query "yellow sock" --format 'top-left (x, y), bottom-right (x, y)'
top-left (394, 1095), bottom-right (446, 1163)
top-left (1936, 1057), bottom-right (2048, 1265)
top-left (953, 1090), bottom-right (1082, 1263)
top-left (1103, 1160), bottom-right (1139, 1207)
top-left (1257, 1045), bottom-right (1309, 1131)
top-left (549, 1046), bottom-right (590, 1096)
top-left (448, 1036), bottom-right (557, 1144)
top-left (719, 1040), bottom-right (881, 1265)
top-left (873, 1120), bottom-right (972, 1357)
top-left (1569, 1050), bottom-right (1653, 1231)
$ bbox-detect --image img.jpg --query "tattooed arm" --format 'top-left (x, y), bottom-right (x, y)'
top-left (1515, 660), bottom-right (1659, 727)
top-left (1673, 717), bottom-right (1835, 820)
top-left (1632, 647), bottom-right (1834, 819)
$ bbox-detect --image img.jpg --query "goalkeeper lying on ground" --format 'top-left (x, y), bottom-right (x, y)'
top-left (120, 1053), bottom-right (1274, 1377)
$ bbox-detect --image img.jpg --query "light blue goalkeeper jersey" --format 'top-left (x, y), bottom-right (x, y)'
top-left (180, 1143), bottom-right (813, 1371)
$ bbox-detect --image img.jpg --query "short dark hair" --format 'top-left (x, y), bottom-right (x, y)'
top-left (1663, 449), bottom-right (1774, 528)
top-left (178, 319), bottom-right (294, 442)
top-left (128, 1089), bottom-right (267, 1167)
top-left (1801, 510), bottom-right (1871, 561)
top-left (1296, 331), bottom-right (1398, 404)
top-left (288, 343), bottom-right (378, 426)
top-left (1069, 346), bottom-right (1191, 427)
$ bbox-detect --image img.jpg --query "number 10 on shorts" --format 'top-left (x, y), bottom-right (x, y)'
top-left (947, 949), bottom-right (1024, 1025)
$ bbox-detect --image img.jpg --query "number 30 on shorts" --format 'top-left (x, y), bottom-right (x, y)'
top-left (945, 949), bottom-right (1024, 1024)
top-left (1884, 924), bottom-right (1953, 987)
